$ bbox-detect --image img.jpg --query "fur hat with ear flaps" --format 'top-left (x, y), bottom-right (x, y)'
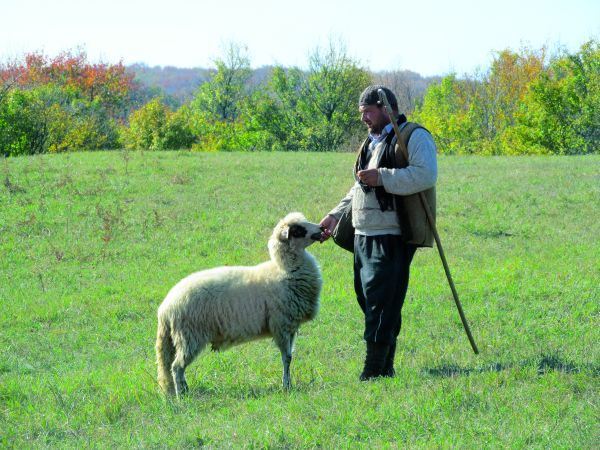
top-left (358, 85), bottom-right (398, 111)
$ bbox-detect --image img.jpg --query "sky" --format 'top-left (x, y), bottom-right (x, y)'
top-left (1, 0), bottom-right (598, 76)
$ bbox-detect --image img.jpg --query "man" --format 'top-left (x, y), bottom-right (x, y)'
top-left (320, 85), bottom-right (438, 381)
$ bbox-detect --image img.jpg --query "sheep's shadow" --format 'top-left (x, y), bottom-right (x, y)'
top-left (186, 379), bottom-right (319, 400)
top-left (188, 384), bottom-right (280, 400)
top-left (422, 354), bottom-right (599, 378)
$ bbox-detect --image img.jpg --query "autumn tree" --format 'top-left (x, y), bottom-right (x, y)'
top-left (412, 74), bottom-right (476, 153)
top-left (469, 47), bottom-right (547, 153)
top-left (414, 45), bottom-right (550, 154)
top-left (0, 50), bottom-right (134, 155)
top-left (0, 50), bottom-right (136, 117)
top-left (512, 39), bottom-right (599, 154)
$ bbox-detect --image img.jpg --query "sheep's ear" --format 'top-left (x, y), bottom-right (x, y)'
top-left (280, 226), bottom-right (290, 241)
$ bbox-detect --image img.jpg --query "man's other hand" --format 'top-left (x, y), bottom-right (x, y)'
top-left (357, 169), bottom-right (380, 187)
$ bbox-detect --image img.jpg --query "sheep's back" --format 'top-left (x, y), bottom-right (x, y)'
top-left (158, 262), bottom-right (285, 340)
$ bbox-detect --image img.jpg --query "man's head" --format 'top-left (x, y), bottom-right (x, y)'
top-left (358, 85), bottom-right (398, 135)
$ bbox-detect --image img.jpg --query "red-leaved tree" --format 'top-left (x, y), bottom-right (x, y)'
top-left (0, 50), bottom-right (137, 118)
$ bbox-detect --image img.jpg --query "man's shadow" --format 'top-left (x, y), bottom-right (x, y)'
top-left (422, 353), bottom-right (599, 377)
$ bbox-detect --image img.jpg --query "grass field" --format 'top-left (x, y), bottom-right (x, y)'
top-left (1, 151), bottom-right (598, 448)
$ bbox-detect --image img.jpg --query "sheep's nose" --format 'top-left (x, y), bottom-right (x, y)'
top-left (310, 232), bottom-right (323, 241)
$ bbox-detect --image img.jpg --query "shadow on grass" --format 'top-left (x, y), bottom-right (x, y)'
top-left (164, 357), bottom-right (326, 403)
top-left (422, 353), bottom-right (600, 378)
top-left (469, 229), bottom-right (515, 238)
top-left (423, 362), bottom-right (509, 377)
top-left (187, 383), bottom-right (282, 400)
top-left (185, 379), bottom-right (322, 401)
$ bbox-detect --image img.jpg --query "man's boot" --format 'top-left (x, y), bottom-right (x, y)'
top-left (382, 340), bottom-right (396, 377)
top-left (359, 341), bottom-right (390, 381)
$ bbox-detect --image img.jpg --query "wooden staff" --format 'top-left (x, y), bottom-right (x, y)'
top-left (377, 89), bottom-right (479, 354)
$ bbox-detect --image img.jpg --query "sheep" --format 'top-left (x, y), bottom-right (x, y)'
top-left (155, 212), bottom-right (324, 396)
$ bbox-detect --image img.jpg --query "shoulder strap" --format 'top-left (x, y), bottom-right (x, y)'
top-left (395, 122), bottom-right (426, 168)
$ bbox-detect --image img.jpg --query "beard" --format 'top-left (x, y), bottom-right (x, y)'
top-left (368, 121), bottom-right (387, 135)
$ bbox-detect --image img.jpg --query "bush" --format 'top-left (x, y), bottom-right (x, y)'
top-left (163, 105), bottom-right (198, 150)
top-left (0, 85), bottom-right (123, 156)
top-left (48, 99), bottom-right (121, 152)
top-left (122, 98), bottom-right (196, 150)
top-left (0, 86), bottom-right (74, 156)
top-left (189, 108), bottom-right (269, 152)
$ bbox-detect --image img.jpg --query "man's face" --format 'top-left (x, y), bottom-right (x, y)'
top-left (359, 104), bottom-right (390, 134)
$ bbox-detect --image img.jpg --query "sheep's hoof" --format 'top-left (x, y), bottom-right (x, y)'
top-left (175, 383), bottom-right (189, 398)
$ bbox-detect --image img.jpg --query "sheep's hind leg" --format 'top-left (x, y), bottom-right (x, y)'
top-left (171, 339), bottom-right (205, 397)
top-left (171, 353), bottom-right (189, 397)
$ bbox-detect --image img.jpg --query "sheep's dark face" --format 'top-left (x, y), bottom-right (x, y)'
top-left (275, 213), bottom-right (325, 249)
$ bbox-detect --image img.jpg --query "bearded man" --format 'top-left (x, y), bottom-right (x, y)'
top-left (320, 85), bottom-right (438, 380)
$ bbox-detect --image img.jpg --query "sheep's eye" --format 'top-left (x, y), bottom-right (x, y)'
top-left (289, 225), bottom-right (307, 238)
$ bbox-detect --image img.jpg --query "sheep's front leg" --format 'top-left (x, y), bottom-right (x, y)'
top-left (276, 332), bottom-right (295, 390)
top-left (282, 350), bottom-right (292, 391)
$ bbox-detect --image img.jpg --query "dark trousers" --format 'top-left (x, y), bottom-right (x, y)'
top-left (354, 234), bottom-right (417, 345)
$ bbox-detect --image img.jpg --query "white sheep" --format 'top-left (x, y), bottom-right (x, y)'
top-left (155, 212), bottom-right (324, 396)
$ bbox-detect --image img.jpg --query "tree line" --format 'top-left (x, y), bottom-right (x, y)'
top-left (413, 40), bottom-right (599, 155)
top-left (1, 39), bottom-right (597, 157)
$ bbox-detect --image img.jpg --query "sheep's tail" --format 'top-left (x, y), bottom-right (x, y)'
top-left (155, 315), bottom-right (176, 396)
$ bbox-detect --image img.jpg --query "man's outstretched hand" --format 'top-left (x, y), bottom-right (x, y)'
top-left (319, 215), bottom-right (338, 242)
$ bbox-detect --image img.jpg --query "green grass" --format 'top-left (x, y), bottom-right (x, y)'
top-left (1, 151), bottom-right (598, 448)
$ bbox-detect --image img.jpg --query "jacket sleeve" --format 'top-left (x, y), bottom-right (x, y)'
top-left (378, 128), bottom-right (438, 195)
top-left (328, 184), bottom-right (357, 219)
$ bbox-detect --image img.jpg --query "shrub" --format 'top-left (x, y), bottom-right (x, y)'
top-left (122, 98), bottom-right (196, 150)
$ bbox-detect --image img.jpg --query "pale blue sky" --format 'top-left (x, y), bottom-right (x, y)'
top-left (1, 0), bottom-right (598, 76)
